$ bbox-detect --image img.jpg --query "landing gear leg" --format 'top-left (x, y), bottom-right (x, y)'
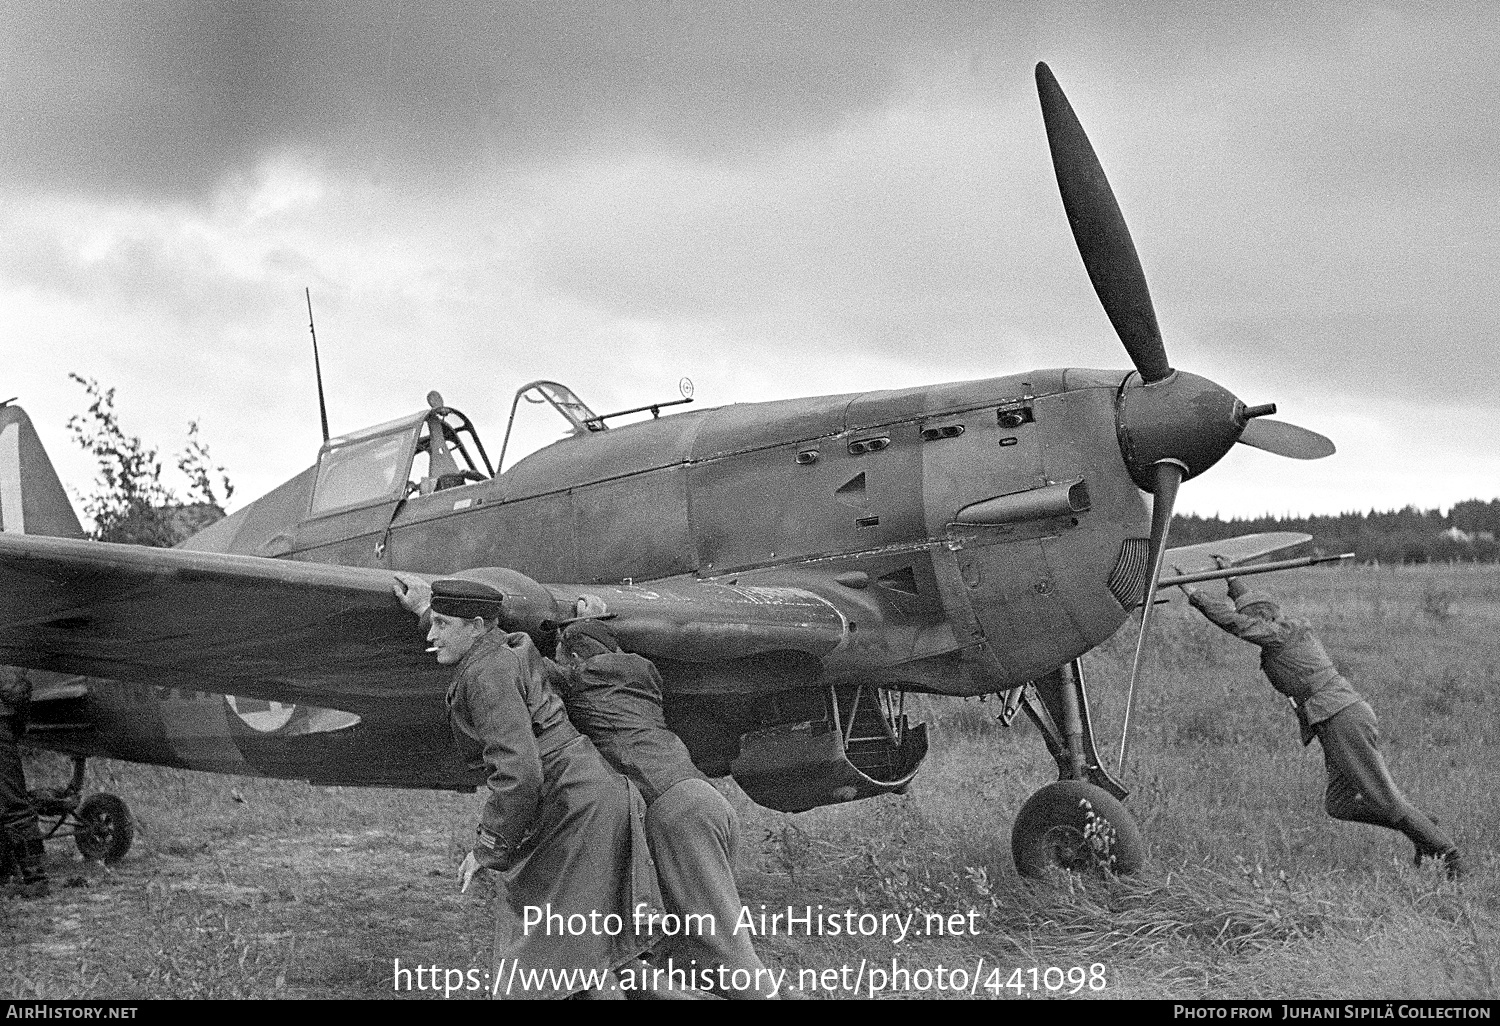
top-left (31, 758), bottom-right (135, 864)
top-left (1003, 660), bottom-right (1144, 877)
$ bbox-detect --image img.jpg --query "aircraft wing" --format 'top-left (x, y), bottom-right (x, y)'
top-left (1164, 531), bottom-right (1312, 572)
top-left (0, 533), bottom-right (442, 708)
top-left (0, 533), bottom-right (856, 706)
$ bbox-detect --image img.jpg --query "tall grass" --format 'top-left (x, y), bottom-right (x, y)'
top-left (735, 563), bottom-right (1500, 997)
top-left (3, 563), bottom-right (1497, 998)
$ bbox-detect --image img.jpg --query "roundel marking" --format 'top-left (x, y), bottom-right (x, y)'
top-left (226, 695), bottom-right (296, 733)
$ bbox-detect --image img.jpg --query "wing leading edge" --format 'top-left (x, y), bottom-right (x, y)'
top-left (0, 533), bottom-right (441, 708)
top-left (0, 534), bottom-right (856, 708)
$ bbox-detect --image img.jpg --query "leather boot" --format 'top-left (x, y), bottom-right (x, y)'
top-left (17, 836), bottom-right (49, 898)
top-left (1412, 837), bottom-right (1464, 880)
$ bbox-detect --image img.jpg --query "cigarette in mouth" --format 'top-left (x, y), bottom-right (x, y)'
top-left (426, 646), bottom-right (440, 653)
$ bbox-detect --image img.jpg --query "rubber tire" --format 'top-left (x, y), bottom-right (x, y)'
top-left (75, 793), bottom-right (134, 863)
top-left (1011, 780), bottom-right (1144, 878)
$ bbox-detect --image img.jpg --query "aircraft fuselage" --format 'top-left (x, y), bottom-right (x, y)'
top-left (189, 367), bottom-right (1153, 699)
top-left (16, 368), bottom-right (1157, 790)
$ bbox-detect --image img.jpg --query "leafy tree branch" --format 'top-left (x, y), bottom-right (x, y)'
top-left (67, 373), bottom-right (235, 546)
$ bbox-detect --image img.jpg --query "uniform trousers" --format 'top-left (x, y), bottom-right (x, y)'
top-left (1317, 701), bottom-right (1454, 855)
top-left (645, 778), bottom-right (775, 999)
top-left (489, 735), bottom-right (658, 999)
top-left (1, 718), bottom-right (41, 844)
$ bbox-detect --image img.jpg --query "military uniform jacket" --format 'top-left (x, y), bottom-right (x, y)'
top-left (446, 629), bottom-right (580, 857)
top-left (558, 651), bottom-right (703, 805)
top-left (1190, 593), bottom-right (1361, 744)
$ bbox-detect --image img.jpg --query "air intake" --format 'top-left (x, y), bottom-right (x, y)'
top-left (1107, 537), bottom-right (1151, 608)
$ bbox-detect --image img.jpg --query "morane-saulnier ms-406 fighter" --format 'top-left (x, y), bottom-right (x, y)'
top-left (0, 65), bottom-right (1338, 877)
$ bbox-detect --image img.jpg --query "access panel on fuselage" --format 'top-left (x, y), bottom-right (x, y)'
top-left (385, 489), bottom-right (579, 580)
top-left (688, 425), bottom-right (929, 573)
top-left (688, 444), bottom-right (795, 573)
top-left (919, 398), bottom-right (1050, 538)
top-left (783, 422), bottom-right (926, 559)
top-left (290, 500), bottom-right (399, 568)
top-left (382, 466), bottom-right (695, 584)
top-left (938, 396), bottom-right (1090, 685)
top-left (573, 465), bottom-right (694, 584)
top-left (1033, 384), bottom-right (1149, 652)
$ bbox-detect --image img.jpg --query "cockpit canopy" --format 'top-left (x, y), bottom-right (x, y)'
top-left (309, 404), bottom-right (493, 516)
top-left (305, 381), bottom-right (625, 517)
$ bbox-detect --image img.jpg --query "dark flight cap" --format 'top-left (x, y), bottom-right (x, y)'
top-left (1227, 575), bottom-right (1276, 612)
top-left (1235, 592), bottom-right (1278, 614)
top-left (560, 618), bottom-right (621, 654)
top-left (430, 578), bottom-right (506, 620)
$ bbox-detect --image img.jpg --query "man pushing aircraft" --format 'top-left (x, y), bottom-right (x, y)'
top-left (1178, 563), bottom-right (1461, 878)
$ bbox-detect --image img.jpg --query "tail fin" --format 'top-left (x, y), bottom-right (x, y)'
top-left (0, 402), bottom-right (85, 539)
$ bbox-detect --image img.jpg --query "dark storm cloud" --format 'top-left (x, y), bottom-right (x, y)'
top-left (507, 1), bottom-right (1500, 407)
top-left (1, 0), bottom-right (1004, 199)
top-left (9, 2), bottom-right (1493, 211)
top-left (8, 3), bottom-right (1496, 406)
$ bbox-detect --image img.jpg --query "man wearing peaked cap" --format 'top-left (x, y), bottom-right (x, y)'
top-left (1179, 561), bottom-right (1460, 878)
top-left (393, 572), bottom-right (662, 998)
top-left (429, 577), bottom-right (509, 621)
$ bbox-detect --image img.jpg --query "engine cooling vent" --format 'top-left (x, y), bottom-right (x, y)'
top-left (1107, 537), bottom-right (1151, 608)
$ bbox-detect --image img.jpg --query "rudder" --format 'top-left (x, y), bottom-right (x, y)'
top-left (0, 402), bottom-right (85, 539)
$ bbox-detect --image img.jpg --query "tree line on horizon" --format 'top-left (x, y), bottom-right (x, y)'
top-left (1171, 500), bottom-right (1500, 564)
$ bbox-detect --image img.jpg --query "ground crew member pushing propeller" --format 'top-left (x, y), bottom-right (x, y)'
top-left (1179, 562), bottom-right (1461, 878)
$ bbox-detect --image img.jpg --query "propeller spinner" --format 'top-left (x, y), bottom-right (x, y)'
top-left (1034, 62), bottom-right (1335, 770)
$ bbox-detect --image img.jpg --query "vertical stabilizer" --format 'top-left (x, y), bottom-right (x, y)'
top-left (0, 403), bottom-right (85, 539)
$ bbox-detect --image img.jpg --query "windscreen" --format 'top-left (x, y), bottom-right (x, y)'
top-left (309, 430), bottom-right (413, 514)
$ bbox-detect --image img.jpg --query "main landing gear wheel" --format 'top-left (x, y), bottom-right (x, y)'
top-left (1012, 780), bottom-right (1144, 878)
top-left (74, 793), bottom-right (134, 863)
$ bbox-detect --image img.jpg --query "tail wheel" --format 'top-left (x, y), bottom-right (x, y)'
top-left (1012, 780), bottom-right (1144, 878)
top-left (75, 793), bottom-right (134, 863)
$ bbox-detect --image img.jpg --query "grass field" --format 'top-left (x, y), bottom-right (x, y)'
top-left (3, 563), bottom-right (1498, 999)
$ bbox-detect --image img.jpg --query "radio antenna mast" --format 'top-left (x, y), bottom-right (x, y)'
top-left (305, 287), bottom-right (330, 443)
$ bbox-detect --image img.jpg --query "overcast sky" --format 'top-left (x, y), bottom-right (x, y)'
top-left (3, 1), bottom-right (1495, 522)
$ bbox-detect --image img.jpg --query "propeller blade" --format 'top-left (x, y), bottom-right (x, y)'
top-left (1117, 459), bottom-right (1184, 771)
top-left (1237, 417), bottom-right (1336, 460)
top-left (1036, 62), bottom-right (1172, 384)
